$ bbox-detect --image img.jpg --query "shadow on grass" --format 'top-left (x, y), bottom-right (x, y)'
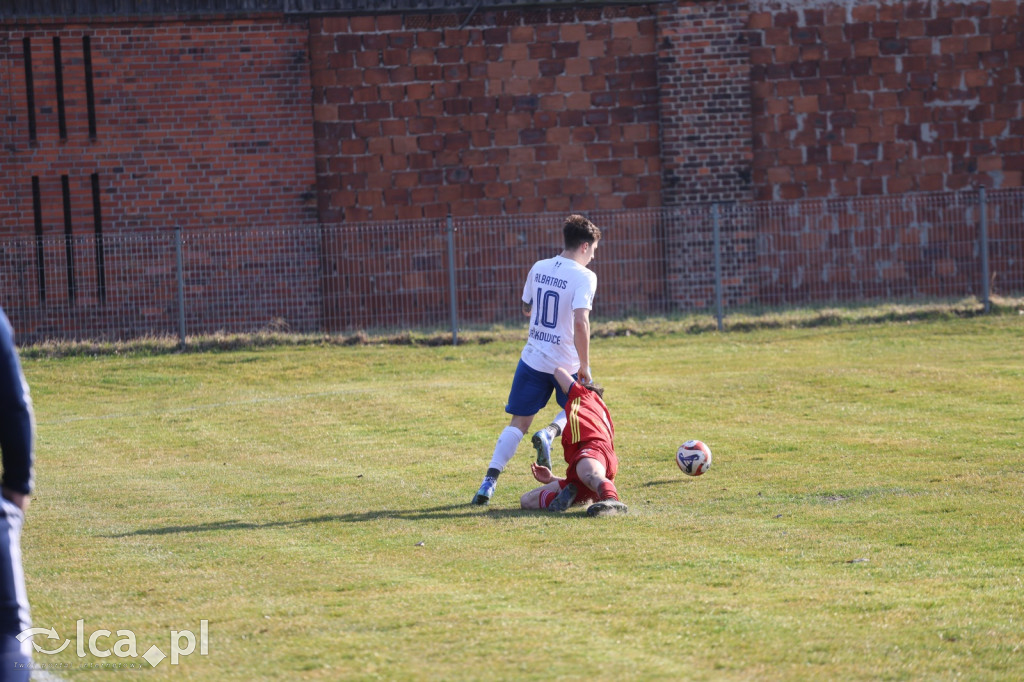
top-left (105, 504), bottom-right (556, 537)
top-left (642, 478), bottom-right (686, 487)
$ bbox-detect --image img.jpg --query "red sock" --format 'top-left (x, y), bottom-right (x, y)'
top-left (598, 481), bottom-right (619, 501)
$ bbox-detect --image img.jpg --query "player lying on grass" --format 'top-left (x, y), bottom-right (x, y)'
top-left (519, 367), bottom-right (626, 517)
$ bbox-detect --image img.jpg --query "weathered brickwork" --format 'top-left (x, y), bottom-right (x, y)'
top-left (309, 7), bottom-right (663, 222)
top-left (0, 18), bottom-right (318, 338)
top-left (1, 1), bottom-right (1022, 339)
top-left (1, 19), bottom-right (317, 240)
top-left (745, 0), bottom-right (1024, 307)
top-left (749, 0), bottom-right (1024, 201)
top-left (5, 3), bottom-right (1022, 227)
top-left (658, 1), bottom-right (754, 204)
top-left (657, 2), bottom-right (755, 308)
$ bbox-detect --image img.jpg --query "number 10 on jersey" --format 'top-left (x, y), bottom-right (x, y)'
top-left (533, 289), bottom-right (560, 329)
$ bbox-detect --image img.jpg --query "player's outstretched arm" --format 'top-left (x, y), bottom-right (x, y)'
top-left (553, 367), bottom-right (574, 395)
top-left (530, 462), bottom-right (562, 485)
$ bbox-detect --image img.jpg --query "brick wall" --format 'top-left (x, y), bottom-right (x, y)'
top-left (749, 0), bottom-right (1024, 201)
top-left (2, 1), bottom-right (1024, 340)
top-left (658, 1), bottom-right (754, 204)
top-left (746, 0), bottom-right (1024, 306)
top-left (309, 6), bottom-right (663, 223)
top-left (1, 17), bottom-right (318, 338)
top-left (4, 3), bottom-right (1022, 227)
top-left (308, 5), bottom-right (675, 330)
top-left (657, 1), bottom-right (756, 309)
top-left (1, 19), bottom-right (317, 239)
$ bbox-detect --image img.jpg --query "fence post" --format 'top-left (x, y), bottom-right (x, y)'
top-left (174, 225), bottom-right (186, 348)
top-left (712, 203), bottom-right (724, 332)
top-left (446, 215), bottom-right (458, 345)
top-left (979, 186), bottom-right (990, 313)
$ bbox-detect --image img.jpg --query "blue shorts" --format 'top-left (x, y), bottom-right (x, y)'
top-left (505, 360), bottom-right (575, 417)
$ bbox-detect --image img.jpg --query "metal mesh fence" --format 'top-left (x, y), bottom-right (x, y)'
top-left (181, 226), bottom-right (323, 335)
top-left (452, 209), bottom-right (671, 325)
top-left (0, 231), bottom-right (180, 341)
top-left (1, 188), bottom-right (1022, 345)
top-left (321, 219), bottom-right (448, 332)
top-left (986, 189), bottom-right (1024, 297)
top-left (749, 192), bottom-right (986, 305)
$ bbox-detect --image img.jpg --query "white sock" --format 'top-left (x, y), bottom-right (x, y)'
top-left (550, 410), bottom-right (567, 435)
top-left (488, 426), bottom-right (524, 473)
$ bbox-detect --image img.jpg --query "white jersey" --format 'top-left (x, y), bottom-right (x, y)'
top-left (519, 255), bottom-right (597, 374)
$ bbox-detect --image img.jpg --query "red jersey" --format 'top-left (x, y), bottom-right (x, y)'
top-left (561, 381), bottom-right (614, 462)
top-left (553, 381), bottom-right (619, 505)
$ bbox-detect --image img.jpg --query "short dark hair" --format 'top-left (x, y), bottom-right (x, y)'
top-left (581, 380), bottom-right (605, 399)
top-left (563, 214), bottom-right (601, 250)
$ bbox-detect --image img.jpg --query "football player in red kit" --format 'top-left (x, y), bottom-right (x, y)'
top-left (519, 367), bottom-right (627, 517)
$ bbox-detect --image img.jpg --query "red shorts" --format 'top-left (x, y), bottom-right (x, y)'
top-left (539, 443), bottom-right (618, 508)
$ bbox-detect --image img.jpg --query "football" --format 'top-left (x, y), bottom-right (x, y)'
top-left (676, 440), bottom-right (712, 476)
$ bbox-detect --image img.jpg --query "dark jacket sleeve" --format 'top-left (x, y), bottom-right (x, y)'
top-left (0, 309), bottom-right (34, 495)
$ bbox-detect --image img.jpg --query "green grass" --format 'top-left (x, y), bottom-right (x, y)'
top-left (20, 315), bottom-right (1024, 680)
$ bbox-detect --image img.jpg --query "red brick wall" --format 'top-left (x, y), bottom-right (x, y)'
top-left (0, 17), bottom-right (318, 338)
top-left (309, 6), bottom-right (663, 223)
top-left (1, 18), bottom-right (317, 240)
top-left (2, 2), bottom-right (1024, 339)
top-left (749, 0), bottom-right (1024, 201)
top-left (656, 1), bottom-right (755, 309)
top-left (4, 3), bottom-right (1023, 227)
top-left (658, 1), bottom-right (754, 204)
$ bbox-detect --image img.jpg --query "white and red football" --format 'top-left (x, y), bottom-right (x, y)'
top-left (676, 440), bottom-right (712, 476)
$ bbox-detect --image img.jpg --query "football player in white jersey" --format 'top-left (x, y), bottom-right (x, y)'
top-left (471, 215), bottom-right (601, 505)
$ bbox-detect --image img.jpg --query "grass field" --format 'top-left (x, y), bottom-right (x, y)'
top-left (19, 314), bottom-right (1024, 680)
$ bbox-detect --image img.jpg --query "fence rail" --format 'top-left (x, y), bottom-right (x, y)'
top-left (1, 188), bottom-right (1022, 345)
